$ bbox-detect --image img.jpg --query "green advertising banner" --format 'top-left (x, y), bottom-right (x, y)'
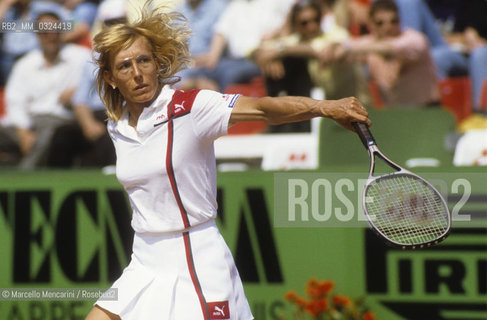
top-left (0, 168), bottom-right (485, 319)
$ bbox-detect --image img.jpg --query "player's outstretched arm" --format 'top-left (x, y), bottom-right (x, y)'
top-left (229, 95), bottom-right (371, 132)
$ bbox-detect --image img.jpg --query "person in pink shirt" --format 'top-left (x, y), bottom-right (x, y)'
top-left (328, 0), bottom-right (439, 107)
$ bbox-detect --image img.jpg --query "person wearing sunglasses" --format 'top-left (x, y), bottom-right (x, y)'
top-left (252, 0), bottom-right (371, 132)
top-left (331, 0), bottom-right (439, 108)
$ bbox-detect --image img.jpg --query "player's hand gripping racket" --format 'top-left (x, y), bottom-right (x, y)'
top-left (353, 122), bottom-right (451, 249)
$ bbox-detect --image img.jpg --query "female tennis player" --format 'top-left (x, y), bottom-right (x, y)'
top-left (86, 5), bottom-right (370, 320)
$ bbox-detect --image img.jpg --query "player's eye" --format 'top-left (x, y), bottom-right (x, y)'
top-left (118, 61), bottom-right (131, 70)
top-left (137, 55), bottom-right (153, 66)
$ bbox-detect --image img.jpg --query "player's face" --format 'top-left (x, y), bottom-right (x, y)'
top-left (295, 7), bottom-right (322, 41)
top-left (371, 9), bottom-right (400, 38)
top-left (105, 36), bottom-right (160, 109)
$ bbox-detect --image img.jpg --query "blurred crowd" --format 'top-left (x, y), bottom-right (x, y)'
top-left (0, 0), bottom-right (486, 169)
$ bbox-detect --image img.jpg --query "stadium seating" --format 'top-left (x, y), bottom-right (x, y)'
top-left (438, 77), bottom-right (473, 122)
top-left (368, 80), bottom-right (385, 109)
top-left (480, 79), bottom-right (487, 111)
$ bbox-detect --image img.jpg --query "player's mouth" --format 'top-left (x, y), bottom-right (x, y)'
top-left (134, 84), bottom-right (149, 92)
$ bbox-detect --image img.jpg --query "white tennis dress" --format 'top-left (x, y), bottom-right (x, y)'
top-left (96, 86), bottom-right (253, 320)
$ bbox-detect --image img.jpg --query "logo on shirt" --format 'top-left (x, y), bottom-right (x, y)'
top-left (164, 89), bottom-right (198, 123)
top-left (174, 101), bottom-right (186, 113)
top-left (208, 301), bottom-right (230, 319)
top-left (154, 113), bottom-right (168, 127)
top-left (227, 94), bottom-right (240, 109)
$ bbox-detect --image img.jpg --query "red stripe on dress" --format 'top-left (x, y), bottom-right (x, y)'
top-left (165, 117), bottom-right (191, 228)
top-left (166, 92), bottom-right (210, 319)
top-left (182, 231), bottom-right (210, 319)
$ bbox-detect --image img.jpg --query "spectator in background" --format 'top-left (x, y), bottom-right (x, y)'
top-left (425, 0), bottom-right (487, 111)
top-left (391, 0), bottom-right (473, 94)
top-left (263, 0), bottom-right (351, 47)
top-left (356, 0), bottom-right (486, 110)
top-left (254, 0), bottom-right (370, 104)
top-left (253, 0), bottom-right (323, 100)
top-left (174, 0), bottom-right (228, 91)
top-left (253, 0), bottom-right (370, 132)
top-left (331, 0), bottom-right (439, 108)
top-left (47, 0), bottom-right (127, 168)
top-left (61, 0), bottom-right (100, 47)
top-left (252, 0), bottom-right (324, 133)
top-left (334, 0), bottom-right (470, 85)
top-left (0, 0), bottom-right (39, 85)
top-left (394, 0), bottom-right (445, 48)
top-left (0, 8), bottom-right (90, 168)
top-left (342, 0), bottom-right (371, 36)
top-left (176, 0), bottom-right (295, 92)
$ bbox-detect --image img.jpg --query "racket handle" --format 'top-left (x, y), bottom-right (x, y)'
top-left (352, 122), bottom-right (376, 148)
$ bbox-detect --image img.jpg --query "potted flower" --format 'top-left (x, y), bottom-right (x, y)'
top-left (282, 278), bottom-right (378, 320)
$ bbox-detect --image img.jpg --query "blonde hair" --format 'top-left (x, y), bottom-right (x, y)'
top-left (93, 5), bottom-right (191, 121)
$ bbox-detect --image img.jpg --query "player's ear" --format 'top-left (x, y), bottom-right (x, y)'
top-left (104, 70), bottom-right (116, 89)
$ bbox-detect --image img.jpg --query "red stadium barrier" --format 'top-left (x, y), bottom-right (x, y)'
top-left (480, 79), bottom-right (487, 111)
top-left (368, 80), bottom-right (385, 109)
top-left (438, 77), bottom-right (473, 122)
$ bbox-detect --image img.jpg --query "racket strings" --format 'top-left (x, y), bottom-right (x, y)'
top-left (365, 174), bottom-right (449, 245)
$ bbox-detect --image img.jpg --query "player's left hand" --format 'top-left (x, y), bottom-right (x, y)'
top-left (320, 97), bottom-right (371, 131)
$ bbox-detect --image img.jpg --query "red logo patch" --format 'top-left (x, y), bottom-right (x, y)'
top-left (208, 301), bottom-right (230, 319)
top-left (169, 89), bottom-right (199, 118)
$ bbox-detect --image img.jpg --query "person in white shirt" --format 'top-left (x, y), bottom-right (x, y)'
top-left (47, 0), bottom-right (128, 168)
top-left (86, 4), bottom-right (370, 320)
top-left (175, 0), bottom-right (296, 92)
top-left (0, 9), bottom-right (90, 168)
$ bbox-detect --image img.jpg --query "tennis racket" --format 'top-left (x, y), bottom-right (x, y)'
top-left (353, 122), bottom-right (451, 250)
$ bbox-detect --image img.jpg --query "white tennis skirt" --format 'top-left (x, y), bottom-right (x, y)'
top-left (96, 219), bottom-right (253, 320)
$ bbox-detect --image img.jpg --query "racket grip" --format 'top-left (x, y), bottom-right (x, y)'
top-left (352, 122), bottom-right (376, 148)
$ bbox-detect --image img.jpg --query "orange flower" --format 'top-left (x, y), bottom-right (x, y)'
top-left (318, 280), bottom-right (335, 296)
top-left (362, 310), bottom-right (378, 320)
top-left (306, 285), bottom-right (322, 299)
top-left (306, 278), bottom-right (322, 299)
top-left (284, 290), bottom-right (299, 302)
top-left (284, 278), bottom-right (377, 320)
top-left (295, 297), bottom-right (307, 307)
top-left (307, 278), bottom-right (319, 289)
top-left (305, 298), bottom-right (328, 316)
top-left (285, 290), bottom-right (308, 308)
top-left (333, 294), bottom-right (352, 307)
